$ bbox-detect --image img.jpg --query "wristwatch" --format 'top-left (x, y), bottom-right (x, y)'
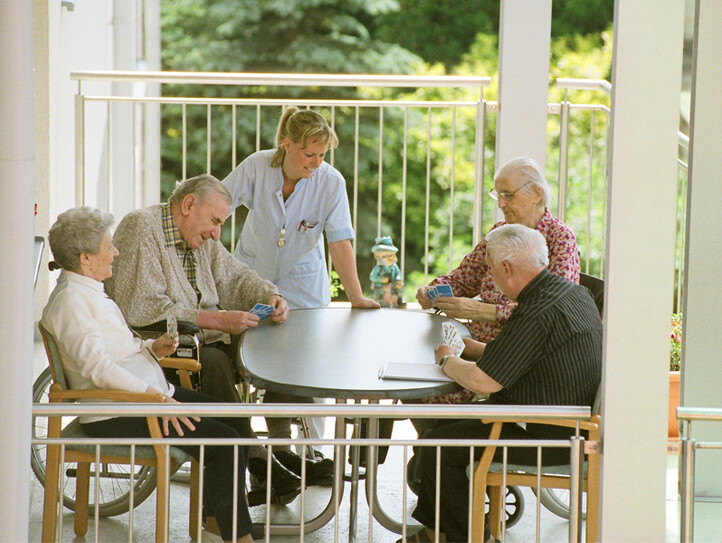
top-left (438, 354), bottom-right (452, 369)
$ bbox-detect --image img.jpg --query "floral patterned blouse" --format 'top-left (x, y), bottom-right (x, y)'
top-left (424, 209), bottom-right (580, 404)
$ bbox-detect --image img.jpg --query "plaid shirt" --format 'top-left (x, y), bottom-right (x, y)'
top-left (161, 203), bottom-right (201, 300)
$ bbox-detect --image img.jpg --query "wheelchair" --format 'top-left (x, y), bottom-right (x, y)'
top-left (31, 319), bottom-right (201, 517)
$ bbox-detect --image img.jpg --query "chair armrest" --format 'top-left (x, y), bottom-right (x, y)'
top-left (160, 357), bottom-right (202, 373)
top-left (134, 320), bottom-right (200, 335)
top-left (480, 416), bottom-right (599, 433)
top-left (48, 385), bottom-right (166, 404)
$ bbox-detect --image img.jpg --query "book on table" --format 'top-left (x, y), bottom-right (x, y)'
top-left (378, 362), bottom-right (454, 383)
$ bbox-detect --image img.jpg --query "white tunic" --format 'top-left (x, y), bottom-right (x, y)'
top-left (41, 270), bottom-right (173, 423)
top-left (222, 149), bottom-right (354, 309)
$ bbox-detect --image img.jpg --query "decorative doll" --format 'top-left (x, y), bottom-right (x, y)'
top-left (370, 236), bottom-right (404, 308)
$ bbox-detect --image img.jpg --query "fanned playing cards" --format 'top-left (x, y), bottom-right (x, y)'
top-left (441, 321), bottom-right (465, 356)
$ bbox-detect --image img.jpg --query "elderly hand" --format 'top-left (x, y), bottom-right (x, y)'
top-left (434, 343), bottom-right (456, 364)
top-left (216, 310), bottom-right (260, 335)
top-left (415, 285), bottom-right (434, 309)
top-left (151, 332), bottom-right (179, 359)
top-left (434, 296), bottom-right (484, 320)
top-left (160, 396), bottom-right (200, 437)
top-left (461, 337), bottom-right (486, 360)
top-left (350, 295), bottom-right (381, 309)
top-left (268, 294), bottom-right (290, 324)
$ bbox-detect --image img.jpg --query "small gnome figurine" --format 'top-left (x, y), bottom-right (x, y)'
top-left (370, 236), bottom-right (404, 308)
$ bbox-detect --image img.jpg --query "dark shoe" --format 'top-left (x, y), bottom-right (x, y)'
top-left (273, 449), bottom-right (334, 487)
top-left (247, 456), bottom-right (302, 496)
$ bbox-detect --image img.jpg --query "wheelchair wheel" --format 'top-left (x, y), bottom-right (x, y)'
top-left (485, 485), bottom-right (525, 529)
top-left (31, 367), bottom-right (158, 517)
top-left (532, 487), bottom-right (587, 520)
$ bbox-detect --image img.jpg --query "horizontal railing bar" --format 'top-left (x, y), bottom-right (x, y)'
top-left (556, 77), bottom-right (612, 95)
top-left (677, 406), bottom-right (722, 421)
top-left (81, 95), bottom-right (481, 108)
top-left (71, 70), bottom-right (491, 88)
top-left (548, 103), bottom-right (610, 114)
top-left (33, 402), bottom-right (590, 420)
top-left (690, 443), bottom-right (722, 450)
top-left (32, 437), bottom-right (577, 449)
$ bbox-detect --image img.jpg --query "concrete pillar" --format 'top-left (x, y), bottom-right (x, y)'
top-left (681, 0), bottom-right (722, 497)
top-left (600, 1), bottom-right (684, 541)
top-left (0, 1), bottom-right (35, 540)
top-left (496, 0), bottom-right (552, 174)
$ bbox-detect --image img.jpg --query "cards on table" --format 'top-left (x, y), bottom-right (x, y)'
top-left (426, 283), bottom-right (454, 304)
top-left (166, 315), bottom-right (177, 338)
top-left (441, 321), bottom-right (465, 356)
top-left (250, 303), bottom-right (275, 320)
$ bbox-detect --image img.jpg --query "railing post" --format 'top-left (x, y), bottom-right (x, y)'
top-left (556, 91), bottom-right (570, 222)
top-left (680, 436), bottom-right (695, 543)
top-left (74, 91), bottom-right (85, 206)
top-left (568, 435), bottom-right (585, 543)
top-left (472, 99), bottom-right (486, 246)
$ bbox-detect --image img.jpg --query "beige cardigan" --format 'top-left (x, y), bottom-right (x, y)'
top-left (106, 205), bottom-right (279, 345)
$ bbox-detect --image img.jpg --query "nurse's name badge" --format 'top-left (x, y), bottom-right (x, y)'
top-left (277, 228), bottom-right (286, 248)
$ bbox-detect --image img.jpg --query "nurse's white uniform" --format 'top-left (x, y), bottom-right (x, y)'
top-left (222, 149), bottom-right (354, 309)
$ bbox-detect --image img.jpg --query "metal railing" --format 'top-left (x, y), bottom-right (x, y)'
top-left (69, 71), bottom-right (689, 302)
top-left (677, 406), bottom-right (722, 543)
top-left (33, 402), bottom-right (592, 543)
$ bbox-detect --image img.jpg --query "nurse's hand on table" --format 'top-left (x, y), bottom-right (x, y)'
top-left (349, 295), bottom-right (381, 309)
top-left (268, 294), bottom-right (290, 323)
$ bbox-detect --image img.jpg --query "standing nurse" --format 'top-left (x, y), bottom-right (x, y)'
top-left (222, 107), bottom-right (379, 464)
top-left (222, 106), bottom-right (378, 310)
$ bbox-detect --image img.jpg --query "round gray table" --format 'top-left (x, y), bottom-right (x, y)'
top-left (239, 307), bottom-right (466, 400)
top-left (239, 307), bottom-right (469, 541)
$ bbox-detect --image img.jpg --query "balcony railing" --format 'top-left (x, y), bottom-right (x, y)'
top-left (69, 70), bottom-right (688, 307)
top-left (33, 401), bottom-right (592, 543)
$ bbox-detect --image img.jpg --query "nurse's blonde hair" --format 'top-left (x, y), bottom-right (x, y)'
top-left (271, 107), bottom-right (339, 168)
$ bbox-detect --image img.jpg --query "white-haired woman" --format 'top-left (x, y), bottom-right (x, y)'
top-left (41, 206), bottom-right (259, 542)
top-left (415, 155), bottom-right (580, 405)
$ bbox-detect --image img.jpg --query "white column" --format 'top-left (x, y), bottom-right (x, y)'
top-left (0, 1), bottom-right (35, 541)
top-left (496, 0), bottom-right (551, 172)
top-left (682, 0), bottom-right (722, 497)
top-left (600, 2), bottom-right (684, 541)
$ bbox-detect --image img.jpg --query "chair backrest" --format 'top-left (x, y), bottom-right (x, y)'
top-left (38, 323), bottom-right (69, 392)
top-left (579, 272), bottom-right (604, 318)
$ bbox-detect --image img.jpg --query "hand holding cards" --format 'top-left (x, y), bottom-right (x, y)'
top-left (166, 315), bottom-right (177, 338)
top-left (426, 283), bottom-right (454, 304)
top-left (250, 303), bottom-right (274, 320)
top-left (441, 321), bottom-right (465, 356)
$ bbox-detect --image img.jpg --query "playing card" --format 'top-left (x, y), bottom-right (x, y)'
top-left (166, 315), bottom-right (177, 338)
top-left (426, 286), bottom-right (439, 303)
top-left (441, 322), bottom-right (465, 356)
top-left (250, 303), bottom-right (274, 320)
top-left (434, 284), bottom-right (454, 298)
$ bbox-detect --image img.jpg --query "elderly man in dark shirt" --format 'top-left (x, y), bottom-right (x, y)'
top-left (406, 223), bottom-right (602, 543)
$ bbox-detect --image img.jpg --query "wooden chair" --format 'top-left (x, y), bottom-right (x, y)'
top-left (471, 391), bottom-right (601, 542)
top-left (39, 323), bottom-right (202, 543)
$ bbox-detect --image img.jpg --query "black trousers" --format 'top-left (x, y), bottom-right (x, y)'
top-left (81, 387), bottom-right (254, 540)
top-left (411, 418), bottom-right (576, 542)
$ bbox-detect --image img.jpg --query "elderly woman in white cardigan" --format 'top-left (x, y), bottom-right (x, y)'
top-left (41, 206), bottom-right (278, 542)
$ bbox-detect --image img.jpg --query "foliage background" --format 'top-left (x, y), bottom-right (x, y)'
top-left (160, 0), bottom-right (614, 301)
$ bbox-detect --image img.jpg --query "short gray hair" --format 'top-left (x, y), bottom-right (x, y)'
top-left (486, 223), bottom-right (549, 270)
top-left (494, 156), bottom-right (552, 207)
top-left (169, 174), bottom-right (232, 206)
top-left (48, 206), bottom-right (114, 272)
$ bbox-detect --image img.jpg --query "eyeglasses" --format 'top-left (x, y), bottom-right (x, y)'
top-left (488, 180), bottom-right (532, 201)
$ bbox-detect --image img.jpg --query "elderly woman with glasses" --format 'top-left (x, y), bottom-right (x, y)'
top-left (41, 206), bottom-right (264, 542)
top-left (415, 156), bottom-right (580, 405)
